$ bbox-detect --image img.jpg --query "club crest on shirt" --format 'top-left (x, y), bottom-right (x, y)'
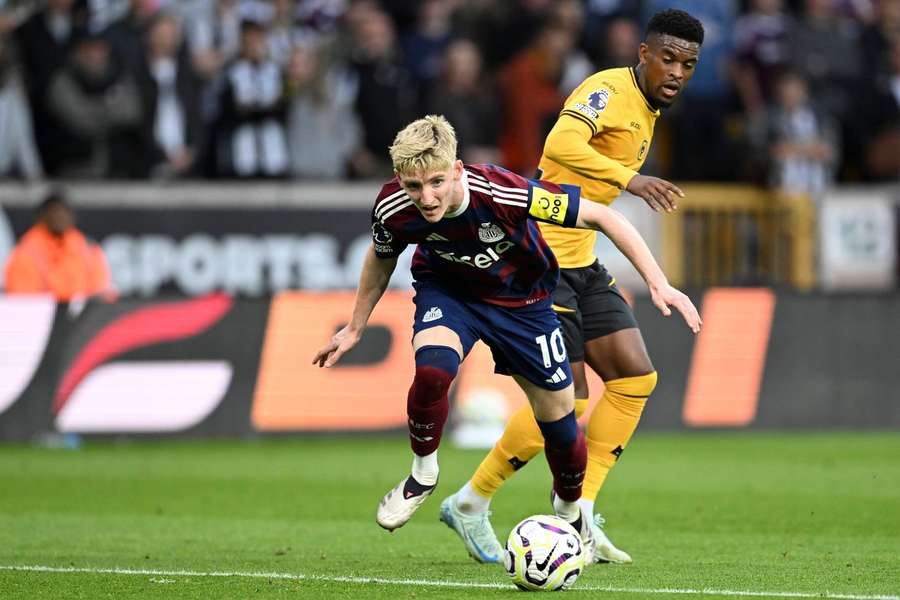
top-left (588, 89), bottom-right (610, 112)
top-left (478, 222), bottom-right (505, 243)
top-left (638, 139), bottom-right (648, 160)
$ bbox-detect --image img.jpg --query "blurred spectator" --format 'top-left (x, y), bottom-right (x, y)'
top-left (582, 0), bottom-right (642, 65)
top-left (286, 43), bottom-right (361, 179)
top-left (0, 35), bottom-right (43, 179)
top-left (856, 37), bottom-right (900, 179)
top-left (185, 0), bottom-right (242, 79)
top-left (753, 70), bottom-right (839, 195)
top-left (135, 11), bottom-right (203, 178)
top-left (292, 0), bottom-right (347, 44)
top-left (265, 0), bottom-right (298, 66)
top-left (106, 0), bottom-right (159, 73)
top-left (550, 0), bottom-right (594, 94)
top-left (789, 0), bottom-right (862, 122)
top-left (593, 16), bottom-right (640, 70)
top-left (401, 0), bottom-right (457, 109)
top-left (426, 38), bottom-right (499, 165)
top-left (454, 0), bottom-right (554, 70)
top-left (46, 28), bottom-right (144, 178)
top-left (14, 0), bottom-right (82, 174)
top-left (347, 8), bottom-right (415, 178)
top-left (859, 0), bottom-right (900, 80)
top-left (3, 190), bottom-right (113, 301)
top-left (732, 0), bottom-right (793, 116)
top-left (217, 19), bottom-right (288, 177)
top-left (497, 23), bottom-right (572, 176)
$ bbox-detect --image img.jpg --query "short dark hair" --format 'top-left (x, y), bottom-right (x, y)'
top-left (37, 188), bottom-right (69, 214)
top-left (646, 9), bottom-right (704, 45)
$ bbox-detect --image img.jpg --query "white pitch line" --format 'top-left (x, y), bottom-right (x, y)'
top-left (0, 564), bottom-right (897, 600)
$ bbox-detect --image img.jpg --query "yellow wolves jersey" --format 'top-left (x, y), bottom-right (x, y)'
top-left (537, 67), bottom-right (660, 268)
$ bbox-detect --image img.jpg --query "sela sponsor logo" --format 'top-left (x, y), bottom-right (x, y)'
top-left (477, 222), bottom-right (505, 243)
top-left (102, 232), bottom-right (414, 296)
top-left (433, 240), bottom-right (515, 269)
top-left (422, 307), bottom-right (443, 323)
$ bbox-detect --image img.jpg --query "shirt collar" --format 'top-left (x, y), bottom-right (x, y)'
top-left (443, 168), bottom-right (470, 218)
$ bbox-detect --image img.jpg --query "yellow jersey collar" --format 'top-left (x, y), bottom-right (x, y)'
top-left (629, 67), bottom-right (661, 117)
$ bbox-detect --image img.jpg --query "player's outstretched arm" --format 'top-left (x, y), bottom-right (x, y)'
top-left (575, 201), bottom-right (701, 333)
top-left (312, 245), bottom-right (399, 367)
top-left (625, 174), bottom-right (683, 213)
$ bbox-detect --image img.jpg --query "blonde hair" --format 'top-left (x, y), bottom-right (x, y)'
top-left (389, 115), bottom-right (458, 176)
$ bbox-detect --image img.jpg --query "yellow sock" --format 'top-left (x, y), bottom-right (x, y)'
top-left (471, 398), bottom-right (589, 499)
top-left (582, 372), bottom-right (657, 502)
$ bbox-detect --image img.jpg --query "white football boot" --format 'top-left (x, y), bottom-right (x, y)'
top-left (376, 475), bottom-right (436, 531)
top-left (551, 491), bottom-right (596, 565)
top-left (590, 514), bottom-right (633, 564)
top-left (438, 494), bottom-right (504, 563)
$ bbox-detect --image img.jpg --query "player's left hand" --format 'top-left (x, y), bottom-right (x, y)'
top-left (649, 284), bottom-right (702, 333)
top-left (626, 175), bottom-right (684, 213)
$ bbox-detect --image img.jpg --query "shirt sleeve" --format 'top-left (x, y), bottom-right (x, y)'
top-left (526, 179), bottom-right (582, 228)
top-left (543, 115), bottom-right (638, 190)
top-left (559, 76), bottom-right (622, 136)
top-left (370, 219), bottom-right (407, 259)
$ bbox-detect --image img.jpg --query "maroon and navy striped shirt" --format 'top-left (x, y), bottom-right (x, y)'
top-left (371, 164), bottom-right (582, 307)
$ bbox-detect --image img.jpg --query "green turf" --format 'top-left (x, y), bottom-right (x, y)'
top-left (0, 432), bottom-right (898, 599)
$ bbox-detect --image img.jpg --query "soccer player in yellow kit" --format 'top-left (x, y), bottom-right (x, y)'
top-left (439, 9), bottom-right (704, 565)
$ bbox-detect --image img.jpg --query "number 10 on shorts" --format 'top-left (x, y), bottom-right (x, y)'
top-left (535, 328), bottom-right (567, 368)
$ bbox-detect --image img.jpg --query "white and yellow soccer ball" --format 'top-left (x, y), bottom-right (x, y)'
top-left (503, 514), bottom-right (584, 591)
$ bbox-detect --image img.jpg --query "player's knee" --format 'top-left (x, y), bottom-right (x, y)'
top-left (413, 345), bottom-right (460, 398)
top-left (606, 370), bottom-right (657, 401)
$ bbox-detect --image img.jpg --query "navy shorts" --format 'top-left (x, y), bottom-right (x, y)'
top-left (412, 281), bottom-right (572, 391)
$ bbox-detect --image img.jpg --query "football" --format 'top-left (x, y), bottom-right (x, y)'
top-left (503, 515), bottom-right (584, 591)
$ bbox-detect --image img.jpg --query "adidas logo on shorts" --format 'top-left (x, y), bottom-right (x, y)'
top-left (423, 307), bottom-right (443, 323)
top-left (545, 367), bottom-right (568, 384)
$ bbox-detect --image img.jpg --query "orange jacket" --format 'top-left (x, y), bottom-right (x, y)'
top-left (498, 48), bottom-right (566, 176)
top-left (3, 223), bottom-right (113, 301)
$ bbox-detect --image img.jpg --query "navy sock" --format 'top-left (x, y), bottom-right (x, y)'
top-left (537, 411), bottom-right (587, 502)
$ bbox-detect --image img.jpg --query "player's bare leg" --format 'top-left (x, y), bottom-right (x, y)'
top-left (377, 327), bottom-right (462, 531)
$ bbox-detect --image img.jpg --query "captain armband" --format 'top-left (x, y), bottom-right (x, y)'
top-left (528, 185), bottom-right (580, 227)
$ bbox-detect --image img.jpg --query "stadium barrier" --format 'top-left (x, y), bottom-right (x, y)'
top-left (1, 289), bottom-right (898, 442)
top-left (2, 182), bottom-right (898, 293)
top-left (660, 186), bottom-right (816, 291)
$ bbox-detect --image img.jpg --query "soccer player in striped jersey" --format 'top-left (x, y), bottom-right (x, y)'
top-left (312, 115), bottom-right (700, 560)
top-left (441, 9), bottom-right (704, 565)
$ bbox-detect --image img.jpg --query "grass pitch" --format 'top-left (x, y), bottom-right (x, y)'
top-left (0, 432), bottom-right (898, 599)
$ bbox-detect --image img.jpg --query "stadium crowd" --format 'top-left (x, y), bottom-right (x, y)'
top-left (0, 0), bottom-right (898, 191)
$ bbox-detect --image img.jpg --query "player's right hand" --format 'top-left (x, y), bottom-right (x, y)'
top-left (312, 325), bottom-right (363, 368)
top-left (626, 175), bottom-right (684, 213)
top-left (649, 283), bottom-right (702, 334)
